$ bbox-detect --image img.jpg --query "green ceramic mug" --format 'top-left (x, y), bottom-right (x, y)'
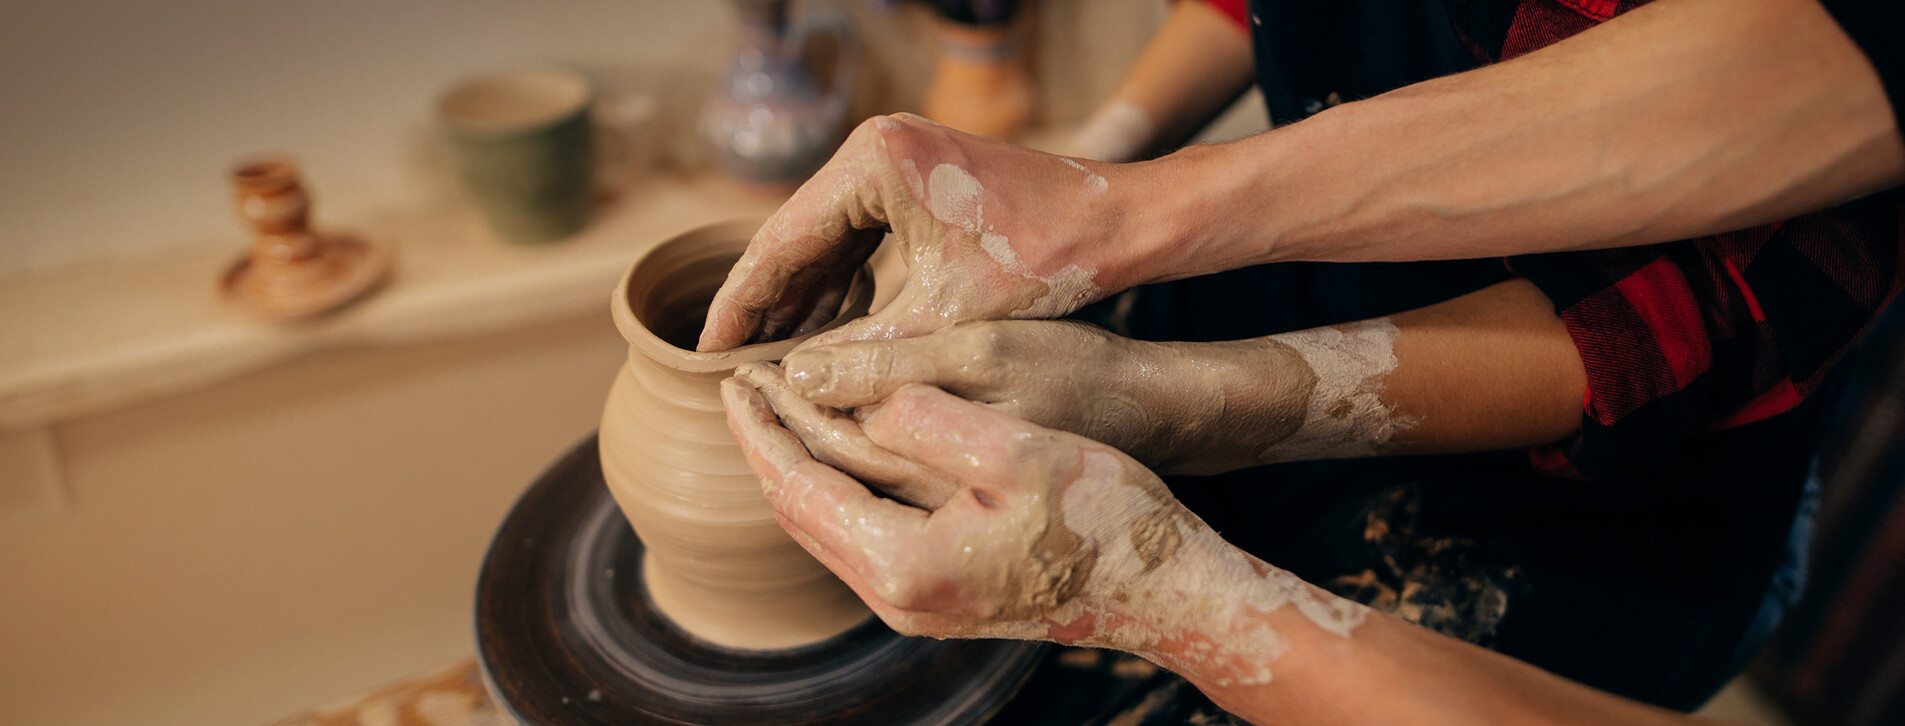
top-left (438, 65), bottom-right (594, 244)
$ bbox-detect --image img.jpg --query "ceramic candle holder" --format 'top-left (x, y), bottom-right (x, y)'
top-left (600, 220), bottom-right (876, 650)
top-left (221, 157), bottom-right (387, 319)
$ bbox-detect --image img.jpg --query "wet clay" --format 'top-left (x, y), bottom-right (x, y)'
top-left (740, 380), bottom-right (1372, 688)
top-left (923, 162), bottom-right (1100, 320)
top-left (1257, 318), bottom-right (1414, 463)
top-left (601, 221), bottom-right (877, 649)
top-left (722, 114), bottom-right (1110, 352)
top-left (943, 435), bottom-right (1368, 688)
top-left (778, 320), bottom-right (1317, 476)
top-left (1128, 507), bottom-right (1186, 573)
top-left (1325, 487), bottom-right (1520, 644)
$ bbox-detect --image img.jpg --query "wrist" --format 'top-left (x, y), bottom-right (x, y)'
top-left (1096, 537), bottom-right (1369, 688)
top-left (1090, 154), bottom-right (1185, 291)
top-left (1109, 132), bottom-right (1308, 288)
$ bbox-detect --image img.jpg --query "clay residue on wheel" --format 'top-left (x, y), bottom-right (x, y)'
top-left (1325, 487), bottom-right (1520, 645)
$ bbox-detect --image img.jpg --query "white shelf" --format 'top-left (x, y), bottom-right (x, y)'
top-left (0, 173), bottom-right (784, 429)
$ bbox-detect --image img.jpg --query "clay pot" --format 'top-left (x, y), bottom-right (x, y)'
top-left (600, 220), bottom-right (875, 650)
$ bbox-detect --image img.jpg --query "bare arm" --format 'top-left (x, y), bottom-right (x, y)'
top-left (1062, 0), bottom-right (1256, 162)
top-left (699, 0), bottom-right (1900, 352)
top-left (773, 279), bottom-right (1583, 474)
top-left (1166, 566), bottom-right (1733, 726)
top-left (1117, 0), bottom-right (1905, 284)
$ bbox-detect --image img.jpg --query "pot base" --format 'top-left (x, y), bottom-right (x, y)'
top-left (476, 436), bottom-right (1049, 726)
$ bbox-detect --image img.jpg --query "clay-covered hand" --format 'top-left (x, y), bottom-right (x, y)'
top-left (778, 320), bottom-right (1317, 475)
top-left (720, 372), bottom-right (1368, 686)
top-left (696, 113), bottom-right (1133, 352)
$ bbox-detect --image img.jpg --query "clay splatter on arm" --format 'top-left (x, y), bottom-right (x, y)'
top-left (783, 279), bottom-right (1577, 473)
top-left (1253, 318), bottom-right (1415, 464)
top-left (774, 317), bottom-right (1395, 475)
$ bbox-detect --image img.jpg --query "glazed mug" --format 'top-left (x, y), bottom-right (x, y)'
top-left (438, 65), bottom-right (594, 244)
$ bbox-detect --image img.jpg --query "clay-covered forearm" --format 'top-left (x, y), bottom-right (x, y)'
top-left (1065, 0), bottom-right (1255, 162)
top-left (1114, 0), bottom-right (1904, 285)
top-left (780, 280), bottom-right (1581, 473)
top-left (1151, 279), bottom-right (1584, 469)
top-left (736, 337), bottom-right (1693, 726)
top-left (1162, 580), bottom-right (1733, 726)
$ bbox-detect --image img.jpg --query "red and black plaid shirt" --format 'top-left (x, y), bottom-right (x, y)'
top-left (1234, 0), bottom-right (1905, 479)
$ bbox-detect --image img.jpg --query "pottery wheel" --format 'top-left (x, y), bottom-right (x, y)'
top-left (476, 435), bottom-right (1049, 725)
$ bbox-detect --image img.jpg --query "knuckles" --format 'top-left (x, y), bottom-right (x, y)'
top-left (876, 569), bottom-right (942, 612)
top-left (944, 323), bottom-right (1013, 383)
top-left (857, 113), bottom-right (927, 161)
top-left (853, 112), bottom-right (965, 185)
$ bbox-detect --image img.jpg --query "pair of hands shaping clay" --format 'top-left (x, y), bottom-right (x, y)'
top-left (722, 365), bottom-right (1367, 690)
top-left (702, 113), bottom-right (1381, 687)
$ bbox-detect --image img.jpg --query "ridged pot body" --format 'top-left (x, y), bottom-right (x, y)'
top-left (600, 220), bottom-right (873, 650)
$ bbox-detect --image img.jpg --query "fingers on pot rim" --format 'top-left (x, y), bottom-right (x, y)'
top-left (703, 145), bottom-right (892, 351)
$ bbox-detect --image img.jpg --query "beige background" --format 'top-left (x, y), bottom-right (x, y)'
top-left (0, 314), bottom-right (624, 725)
top-left (0, 1), bottom-right (1168, 724)
top-left (0, 0), bottom-right (1164, 277)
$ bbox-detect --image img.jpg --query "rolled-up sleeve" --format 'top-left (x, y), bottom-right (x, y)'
top-left (1505, 192), bottom-right (1904, 480)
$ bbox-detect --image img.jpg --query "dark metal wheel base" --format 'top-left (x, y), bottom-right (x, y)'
top-left (475, 436), bottom-right (1048, 725)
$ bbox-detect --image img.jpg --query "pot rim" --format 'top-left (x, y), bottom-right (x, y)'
top-left (611, 218), bottom-right (874, 373)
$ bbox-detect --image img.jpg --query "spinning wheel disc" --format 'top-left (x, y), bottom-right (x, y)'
top-left (476, 436), bottom-right (1048, 725)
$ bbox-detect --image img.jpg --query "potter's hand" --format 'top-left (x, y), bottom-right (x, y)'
top-left (719, 368), bottom-right (1738, 726)
top-left (697, 113), bottom-right (1132, 352)
top-left (778, 279), bottom-right (1594, 473)
top-left (778, 320), bottom-right (1316, 475)
top-left (721, 370), bottom-right (1368, 671)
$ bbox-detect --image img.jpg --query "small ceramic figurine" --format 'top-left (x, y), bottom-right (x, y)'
top-left (221, 158), bottom-right (388, 319)
top-left (701, 0), bottom-right (862, 188)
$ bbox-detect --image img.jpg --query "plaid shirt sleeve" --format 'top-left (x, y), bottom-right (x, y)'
top-left (1506, 195), bottom-right (1905, 479)
top-left (1492, 0), bottom-right (1905, 480)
